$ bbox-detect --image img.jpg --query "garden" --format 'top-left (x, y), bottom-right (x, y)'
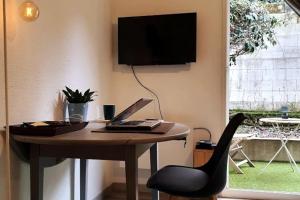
top-left (229, 110), bottom-right (300, 193)
top-left (229, 0), bottom-right (300, 193)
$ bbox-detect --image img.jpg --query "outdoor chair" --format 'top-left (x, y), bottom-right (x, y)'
top-left (147, 113), bottom-right (246, 200)
top-left (229, 133), bottom-right (255, 174)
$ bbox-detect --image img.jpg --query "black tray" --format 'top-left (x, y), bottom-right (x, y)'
top-left (10, 121), bottom-right (89, 136)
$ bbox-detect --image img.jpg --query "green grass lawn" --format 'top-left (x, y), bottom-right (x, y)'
top-left (229, 161), bottom-right (300, 193)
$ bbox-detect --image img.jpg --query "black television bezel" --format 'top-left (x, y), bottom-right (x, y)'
top-left (118, 12), bottom-right (197, 66)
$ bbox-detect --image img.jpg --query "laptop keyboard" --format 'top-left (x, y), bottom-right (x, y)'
top-left (121, 120), bottom-right (145, 125)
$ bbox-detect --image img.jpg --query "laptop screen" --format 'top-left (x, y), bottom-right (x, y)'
top-left (111, 98), bottom-right (153, 122)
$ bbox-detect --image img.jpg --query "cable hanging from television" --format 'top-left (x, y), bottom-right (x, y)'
top-left (131, 66), bottom-right (164, 120)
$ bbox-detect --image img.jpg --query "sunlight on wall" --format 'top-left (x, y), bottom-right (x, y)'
top-left (0, 0), bottom-right (7, 199)
top-left (111, 0), bottom-right (227, 184)
top-left (1, 0), bottom-right (113, 199)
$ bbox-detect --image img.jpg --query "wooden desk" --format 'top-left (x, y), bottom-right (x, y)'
top-left (13, 123), bottom-right (189, 200)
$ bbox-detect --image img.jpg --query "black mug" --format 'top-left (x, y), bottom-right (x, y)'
top-left (103, 105), bottom-right (115, 120)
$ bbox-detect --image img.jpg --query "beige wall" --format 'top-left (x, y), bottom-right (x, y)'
top-left (0, 0), bottom-right (228, 198)
top-left (0, 0), bottom-right (7, 199)
top-left (111, 0), bottom-right (227, 183)
top-left (0, 131), bottom-right (6, 200)
top-left (0, 0), bottom-right (5, 128)
top-left (1, 0), bottom-right (113, 199)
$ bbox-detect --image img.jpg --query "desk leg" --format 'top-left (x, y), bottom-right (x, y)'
top-left (30, 144), bottom-right (44, 200)
top-left (150, 143), bottom-right (159, 200)
top-left (125, 145), bottom-right (138, 200)
top-left (80, 159), bottom-right (87, 200)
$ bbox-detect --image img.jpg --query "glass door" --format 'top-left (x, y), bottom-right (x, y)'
top-left (225, 0), bottom-right (300, 199)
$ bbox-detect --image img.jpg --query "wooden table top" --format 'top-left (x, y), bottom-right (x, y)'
top-left (13, 122), bottom-right (190, 146)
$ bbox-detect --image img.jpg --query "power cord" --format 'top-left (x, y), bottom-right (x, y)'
top-left (131, 65), bottom-right (164, 120)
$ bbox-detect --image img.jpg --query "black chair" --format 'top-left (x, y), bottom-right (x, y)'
top-left (147, 113), bottom-right (246, 200)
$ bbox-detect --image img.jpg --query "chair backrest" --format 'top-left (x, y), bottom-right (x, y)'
top-left (197, 113), bottom-right (246, 195)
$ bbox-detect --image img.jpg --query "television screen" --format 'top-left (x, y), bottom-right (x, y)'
top-left (118, 13), bottom-right (197, 66)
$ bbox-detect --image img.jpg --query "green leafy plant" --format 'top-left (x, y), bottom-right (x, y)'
top-left (230, 0), bottom-right (282, 65)
top-left (63, 86), bottom-right (96, 103)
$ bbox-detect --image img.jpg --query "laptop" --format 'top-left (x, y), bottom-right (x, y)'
top-left (106, 98), bottom-right (161, 130)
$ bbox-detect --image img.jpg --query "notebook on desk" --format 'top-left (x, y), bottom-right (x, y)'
top-left (105, 98), bottom-right (161, 130)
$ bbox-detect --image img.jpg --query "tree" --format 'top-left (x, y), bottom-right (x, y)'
top-left (230, 0), bottom-right (281, 65)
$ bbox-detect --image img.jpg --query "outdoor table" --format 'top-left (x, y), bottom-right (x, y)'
top-left (259, 117), bottom-right (300, 173)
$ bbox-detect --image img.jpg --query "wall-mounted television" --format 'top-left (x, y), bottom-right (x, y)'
top-left (118, 13), bottom-right (197, 66)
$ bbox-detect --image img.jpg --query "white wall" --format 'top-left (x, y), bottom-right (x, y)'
top-left (230, 22), bottom-right (300, 111)
top-left (110, 0), bottom-right (227, 183)
top-left (1, 0), bottom-right (113, 199)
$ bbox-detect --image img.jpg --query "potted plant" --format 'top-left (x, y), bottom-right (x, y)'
top-left (62, 86), bottom-right (96, 122)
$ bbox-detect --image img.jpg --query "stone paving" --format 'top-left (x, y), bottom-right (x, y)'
top-left (237, 125), bottom-right (300, 139)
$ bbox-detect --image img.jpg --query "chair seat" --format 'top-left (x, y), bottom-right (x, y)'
top-left (146, 113), bottom-right (246, 198)
top-left (147, 165), bottom-right (209, 194)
